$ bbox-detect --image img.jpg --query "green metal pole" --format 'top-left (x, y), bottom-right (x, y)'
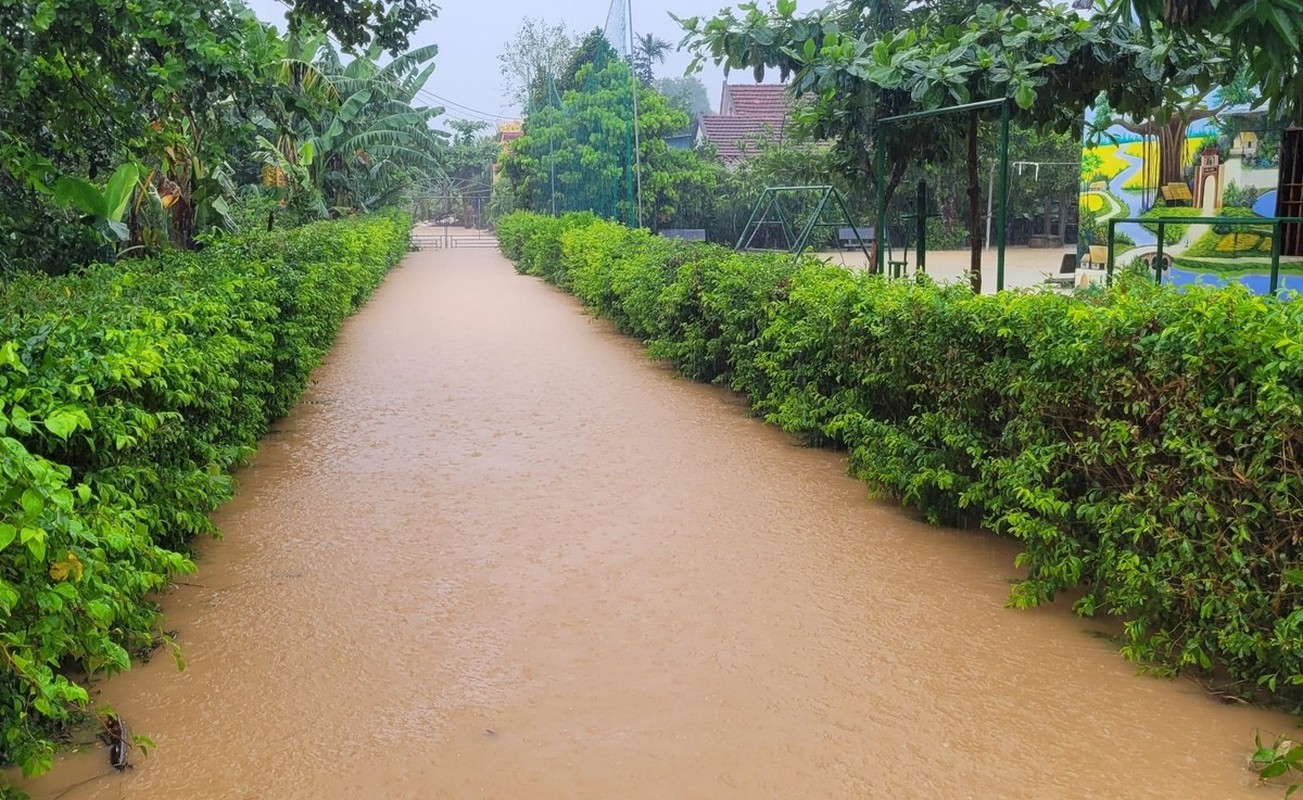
top-left (1107, 220), bottom-right (1116, 284)
top-left (830, 188), bottom-right (874, 267)
top-left (773, 195), bottom-right (797, 248)
top-left (736, 189), bottom-right (770, 250)
top-left (1271, 220), bottom-right (1282, 295)
top-left (875, 129), bottom-right (886, 275)
top-left (793, 188), bottom-right (832, 259)
top-left (1155, 223), bottom-right (1164, 285)
top-left (996, 100), bottom-right (1010, 292)
top-left (916, 179), bottom-right (927, 273)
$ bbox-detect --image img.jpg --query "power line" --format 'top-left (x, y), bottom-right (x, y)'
top-left (416, 89), bottom-right (515, 121)
top-left (266, 0), bottom-right (514, 124)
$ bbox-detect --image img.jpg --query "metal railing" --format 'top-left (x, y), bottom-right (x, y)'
top-left (1105, 215), bottom-right (1303, 294)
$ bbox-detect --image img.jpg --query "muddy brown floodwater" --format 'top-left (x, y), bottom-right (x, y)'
top-left (23, 238), bottom-right (1296, 799)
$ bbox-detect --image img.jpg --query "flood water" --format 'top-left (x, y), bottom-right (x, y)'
top-left (23, 240), bottom-right (1294, 798)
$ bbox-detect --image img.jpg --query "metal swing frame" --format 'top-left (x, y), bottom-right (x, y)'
top-left (734, 185), bottom-right (873, 265)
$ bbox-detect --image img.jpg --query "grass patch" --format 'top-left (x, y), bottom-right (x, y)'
top-left (1182, 208), bottom-right (1275, 259)
top-left (1139, 205), bottom-right (1198, 244)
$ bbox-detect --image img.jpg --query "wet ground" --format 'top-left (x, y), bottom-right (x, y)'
top-left (23, 239), bottom-right (1293, 798)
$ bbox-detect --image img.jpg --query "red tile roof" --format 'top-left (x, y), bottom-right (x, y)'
top-left (719, 83), bottom-right (790, 123)
top-left (698, 116), bottom-right (783, 164)
top-left (698, 83), bottom-right (793, 164)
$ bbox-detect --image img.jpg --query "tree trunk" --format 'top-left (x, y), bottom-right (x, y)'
top-left (1157, 116), bottom-right (1190, 189)
top-left (967, 109), bottom-right (982, 294)
top-left (1113, 99), bottom-right (1225, 205)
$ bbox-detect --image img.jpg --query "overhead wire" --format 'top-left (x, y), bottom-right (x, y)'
top-left (267, 0), bottom-right (514, 124)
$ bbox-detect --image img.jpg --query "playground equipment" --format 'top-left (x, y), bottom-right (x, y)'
top-left (875, 98), bottom-right (1013, 290)
top-left (902, 178), bottom-right (942, 273)
top-left (734, 185), bottom-right (873, 265)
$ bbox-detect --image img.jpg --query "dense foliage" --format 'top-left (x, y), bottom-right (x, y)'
top-left (499, 34), bottom-right (716, 231)
top-left (499, 211), bottom-right (1303, 711)
top-left (0, 0), bottom-right (445, 273)
top-left (1112, 0), bottom-right (1302, 122)
top-left (0, 210), bottom-right (410, 781)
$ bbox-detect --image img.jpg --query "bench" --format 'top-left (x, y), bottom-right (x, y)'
top-left (838, 226), bottom-right (875, 249)
top-left (660, 228), bottom-right (706, 241)
top-left (1081, 245), bottom-right (1110, 269)
top-left (1044, 252), bottom-right (1078, 286)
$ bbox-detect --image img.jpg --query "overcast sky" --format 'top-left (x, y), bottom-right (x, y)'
top-left (244, 0), bottom-right (776, 126)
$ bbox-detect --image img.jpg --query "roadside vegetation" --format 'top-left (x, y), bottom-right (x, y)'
top-left (0, 0), bottom-right (439, 788)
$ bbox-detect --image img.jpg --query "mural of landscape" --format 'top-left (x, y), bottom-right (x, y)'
top-left (1079, 82), bottom-right (1303, 294)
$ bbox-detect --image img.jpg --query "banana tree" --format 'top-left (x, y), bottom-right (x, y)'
top-left (52, 163), bottom-right (143, 246)
top-left (301, 42), bottom-right (448, 213)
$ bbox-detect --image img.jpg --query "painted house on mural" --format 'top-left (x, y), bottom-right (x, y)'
top-left (1080, 82), bottom-right (1303, 294)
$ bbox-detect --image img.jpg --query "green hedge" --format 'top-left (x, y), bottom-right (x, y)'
top-left (0, 210), bottom-right (410, 777)
top-left (498, 210), bottom-right (1303, 707)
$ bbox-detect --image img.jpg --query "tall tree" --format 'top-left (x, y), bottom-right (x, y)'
top-left (654, 76), bottom-right (712, 117)
top-left (503, 42), bottom-right (714, 229)
top-left (632, 33), bottom-right (673, 85)
top-left (279, 0), bottom-right (438, 55)
top-left (498, 17), bottom-right (578, 108)
top-left (302, 41), bottom-right (446, 213)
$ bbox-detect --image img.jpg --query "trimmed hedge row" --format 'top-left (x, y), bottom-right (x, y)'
top-left (498, 210), bottom-right (1303, 706)
top-left (0, 210), bottom-right (410, 776)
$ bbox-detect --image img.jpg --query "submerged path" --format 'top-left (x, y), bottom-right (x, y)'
top-left (29, 238), bottom-right (1292, 798)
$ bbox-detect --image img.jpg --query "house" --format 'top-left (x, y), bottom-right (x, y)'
top-left (497, 120), bottom-right (523, 148)
top-left (665, 118), bottom-right (700, 150)
top-left (696, 83), bottom-right (793, 165)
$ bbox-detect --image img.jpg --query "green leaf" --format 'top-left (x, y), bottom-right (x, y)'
top-left (1261, 761), bottom-right (1290, 779)
top-left (0, 341), bottom-right (23, 372)
top-left (54, 177), bottom-right (105, 217)
top-left (0, 524), bottom-right (16, 552)
top-left (44, 409), bottom-right (82, 440)
top-left (20, 490), bottom-right (43, 519)
top-left (31, 0), bottom-right (57, 31)
top-left (103, 163), bottom-right (142, 221)
top-left (21, 527), bottom-right (46, 562)
top-left (1014, 82), bottom-right (1035, 109)
top-left (1284, 569), bottom-right (1303, 587)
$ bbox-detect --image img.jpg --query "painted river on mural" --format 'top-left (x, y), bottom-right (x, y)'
top-left (22, 242), bottom-right (1297, 798)
top-left (1106, 145), bottom-right (1303, 294)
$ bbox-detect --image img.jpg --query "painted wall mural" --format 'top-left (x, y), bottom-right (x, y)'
top-left (1079, 82), bottom-right (1302, 294)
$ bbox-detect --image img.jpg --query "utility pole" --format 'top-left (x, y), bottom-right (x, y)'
top-left (628, 0), bottom-right (644, 228)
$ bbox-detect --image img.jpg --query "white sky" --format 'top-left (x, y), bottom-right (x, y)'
top-left (243, 0), bottom-right (783, 125)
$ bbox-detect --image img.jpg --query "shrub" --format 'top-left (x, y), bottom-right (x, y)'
top-left (499, 211), bottom-right (1303, 708)
top-left (0, 210), bottom-right (410, 778)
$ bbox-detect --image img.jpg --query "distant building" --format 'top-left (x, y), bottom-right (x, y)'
top-left (497, 120), bottom-right (523, 148)
top-left (665, 118), bottom-right (699, 150)
top-left (696, 83), bottom-right (793, 165)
